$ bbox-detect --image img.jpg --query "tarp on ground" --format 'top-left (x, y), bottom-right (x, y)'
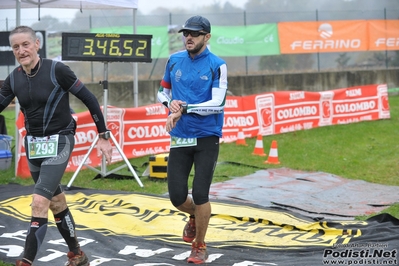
top-left (209, 168), bottom-right (399, 220)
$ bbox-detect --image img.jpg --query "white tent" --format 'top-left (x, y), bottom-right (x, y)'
top-left (2, 0), bottom-right (139, 24)
top-left (1, 0), bottom-right (138, 9)
top-left (2, 0), bottom-right (140, 177)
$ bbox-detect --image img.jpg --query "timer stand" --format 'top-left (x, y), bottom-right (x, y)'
top-left (65, 62), bottom-right (144, 190)
top-left (61, 32), bottom-right (152, 190)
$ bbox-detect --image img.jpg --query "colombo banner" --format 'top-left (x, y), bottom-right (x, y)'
top-left (16, 84), bottom-right (390, 177)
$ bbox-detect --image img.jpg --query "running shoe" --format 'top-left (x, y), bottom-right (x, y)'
top-left (65, 250), bottom-right (90, 266)
top-left (15, 260), bottom-right (31, 266)
top-left (187, 242), bottom-right (208, 264)
top-left (183, 215), bottom-right (196, 243)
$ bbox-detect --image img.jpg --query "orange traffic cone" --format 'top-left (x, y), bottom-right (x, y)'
top-left (236, 127), bottom-right (248, 146)
top-left (252, 134), bottom-right (266, 156)
top-left (265, 140), bottom-right (280, 164)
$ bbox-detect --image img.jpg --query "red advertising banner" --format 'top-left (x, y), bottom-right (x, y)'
top-left (16, 84), bottom-right (390, 178)
top-left (368, 20), bottom-right (399, 51)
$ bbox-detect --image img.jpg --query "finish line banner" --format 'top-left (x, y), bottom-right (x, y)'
top-left (15, 84), bottom-right (390, 178)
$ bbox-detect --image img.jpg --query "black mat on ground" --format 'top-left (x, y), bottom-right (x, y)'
top-left (0, 183), bottom-right (398, 265)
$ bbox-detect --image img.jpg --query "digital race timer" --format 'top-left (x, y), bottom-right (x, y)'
top-left (61, 32), bottom-right (152, 62)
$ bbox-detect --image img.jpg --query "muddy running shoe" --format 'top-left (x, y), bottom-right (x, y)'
top-left (65, 251), bottom-right (90, 266)
top-left (183, 215), bottom-right (196, 243)
top-left (187, 242), bottom-right (208, 264)
top-left (15, 260), bottom-right (31, 266)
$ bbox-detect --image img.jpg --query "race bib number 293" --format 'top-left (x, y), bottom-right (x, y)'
top-left (27, 135), bottom-right (59, 159)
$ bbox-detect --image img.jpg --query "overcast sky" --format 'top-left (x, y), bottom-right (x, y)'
top-left (0, 0), bottom-right (246, 21)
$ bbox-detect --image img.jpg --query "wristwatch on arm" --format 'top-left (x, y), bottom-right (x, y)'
top-left (99, 131), bottom-right (111, 140)
top-left (181, 103), bottom-right (188, 114)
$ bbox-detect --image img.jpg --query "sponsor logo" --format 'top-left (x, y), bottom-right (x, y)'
top-left (151, 36), bottom-right (162, 46)
top-left (289, 91), bottom-right (305, 101)
top-left (346, 88), bottom-right (362, 97)
top-left (30, 222), bottom-right (40, 228)
top-left (216, 36), bottom-right (244, 44)
top-left (291, 39), bottom-right (361, 50)
top-left (75, 130), bottom-right (98, 144)
top-left (95, 33), bottom-right (120, 38)
top-left (145, 105), bottom-right (166, 116)
top-left (175, 69), bottom-right (182, 82)
top-left (71, 154), bottom-right (92, 166)
top-left (65, 214), bottom-right (75, 237)
top-left (225, 99), bottom-right (238, 108)
top-left (132, 147), bottom-right (169, 156)
top-left (323, 243), bottom-right (397, 265)
top-left (42, 150), bottom-right (69, 165)
top-left (319, 23), bottom-right (333, 39)
top-left (216, 34), bottom-right (274, 45)
top-left (335, 101), bottom-right (376, 113)
top-left (223, 116), bottom-right (255, 128)
top-left (128, 125), bottom-right (168, 139)
top-left (277, 105), bottom-right (318, 119)
top-left (375, 38), bottom-right (399, 48)
top-left (290, 23), bottom-right (362, 51)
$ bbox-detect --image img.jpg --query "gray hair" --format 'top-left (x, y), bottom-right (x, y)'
top-left (9, 25), bottom-right (37, 44)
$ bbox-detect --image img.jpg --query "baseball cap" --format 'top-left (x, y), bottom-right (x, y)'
top-left (178, 15), bottom-right (211, 33)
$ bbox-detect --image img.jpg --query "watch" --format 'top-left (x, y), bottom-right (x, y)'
top-left (99, 131), bottom-right (111, 140)
top-left (181, 103), bottom-right (188, 114)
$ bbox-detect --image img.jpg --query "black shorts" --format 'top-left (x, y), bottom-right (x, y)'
top-left (25, 134), bottom-right (74, 200)
top-left (167, 136), bottom-right (219, 206)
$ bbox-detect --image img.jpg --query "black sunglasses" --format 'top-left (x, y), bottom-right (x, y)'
top-left (182, 31), bottom-right (207, 37)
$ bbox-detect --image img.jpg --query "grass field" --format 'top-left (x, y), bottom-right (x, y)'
top-left (1, 95), bottom-right (399, 266)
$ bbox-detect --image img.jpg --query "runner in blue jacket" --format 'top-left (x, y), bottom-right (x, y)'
top-left (157, 15), bottom-right (228, 264)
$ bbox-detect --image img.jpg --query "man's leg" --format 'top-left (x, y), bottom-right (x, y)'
top-left (50, 192), bottom-right (81, 255)
top-left (187, 136), bottom-right (219, 264)
top-left (191, 136), bottom-right (219, 244)
top-left (192, 201), bottom-right (211, 244)
top-left (176, 196), bottom-right (195, 214)
top-left (17, 194), bottom-right (51, 265)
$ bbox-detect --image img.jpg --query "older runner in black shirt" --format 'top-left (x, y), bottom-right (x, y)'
top-left (0, 26), bottom-right (112, 266)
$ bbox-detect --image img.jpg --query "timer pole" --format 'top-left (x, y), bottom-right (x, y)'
top-left (66, 62), bottom-right (144, 189)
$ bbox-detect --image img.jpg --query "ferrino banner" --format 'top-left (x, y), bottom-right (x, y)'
top-left (266, 19), bottom-right (399, 54)
top-left (278, 20), bottom-right (368, 54)
top-left (368, 20), bottom-right (399, 51)
top-left (15, 84), bottom-right (390, 178)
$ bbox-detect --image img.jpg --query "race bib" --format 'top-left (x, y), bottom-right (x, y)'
top-left (170, 137), bottom-right (197, 148)
top-left (27, 134), bottom-right (59, 159)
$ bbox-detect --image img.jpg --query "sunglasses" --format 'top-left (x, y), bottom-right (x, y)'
top-left (182, 31), bottom-right (207, 37)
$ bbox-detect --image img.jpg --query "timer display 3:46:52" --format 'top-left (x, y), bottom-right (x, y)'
top-left (62, 32), bottom-right (152, 62)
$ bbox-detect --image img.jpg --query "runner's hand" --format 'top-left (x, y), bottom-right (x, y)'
top-left (166, 111), bottom-right (182, 132)
top-left (97, 138), bottom-right (113, 164)
top-left (169, 99), bottom-right (184, 113)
